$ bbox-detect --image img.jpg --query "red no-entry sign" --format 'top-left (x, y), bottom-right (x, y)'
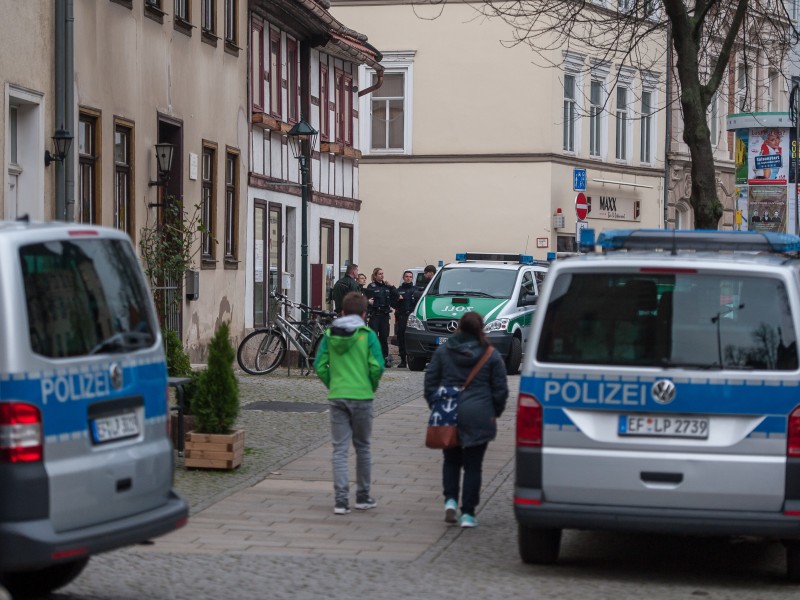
top-left (575, 192), bottom-right (588, 221)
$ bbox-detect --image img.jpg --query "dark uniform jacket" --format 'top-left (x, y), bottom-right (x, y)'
top-left (394, 282), bottom-right (417, 316)
top-left (424, 335), bottom-right (508, 447)
top-left (365, 281), bottom-right (399, 315)
top-left (331, 274), bottom-right (360, 313)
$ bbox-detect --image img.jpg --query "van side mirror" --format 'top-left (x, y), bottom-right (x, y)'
top-left (519, 293), bottom-right (538, 307)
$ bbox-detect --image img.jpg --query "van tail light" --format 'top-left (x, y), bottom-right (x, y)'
top-left (788, 405), bottom-right (800, 457)
top-left (517, 393), bottom-right (542, 447)
top-left (0, 403), bottom-right (43, 463)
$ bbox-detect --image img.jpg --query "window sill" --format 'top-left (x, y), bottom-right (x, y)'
top-left (174, 17), bottom-right (195, 36)
top-left (224, 40), bottom-right (241, 57)
top-left (252, 112), bottom-right (284, 132)
top-left (320, 142), bottom-right (362, 159)
top-left (201, 258), bottom-right (217, 270)
top-left (224, 257), bottom-right (240, 270)
top-left (201, 29), bottom-right (218, 47)
top-left (110, 0), bottom-right (133, 9)
top-left (144, 3), bottom-right (165, 24)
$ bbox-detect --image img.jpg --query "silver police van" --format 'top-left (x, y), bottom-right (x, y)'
top-left (515, 229), bottom-right (800, 580)
top-left (0, 222), bottom-right (188, 597)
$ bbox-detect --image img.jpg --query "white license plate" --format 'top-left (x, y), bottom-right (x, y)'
top-left (619, 414), bottom-right (709, 439)
top-left (436, 336), bottom-right (449, 345)
top-left (91, 412), bottom-right (139, 443)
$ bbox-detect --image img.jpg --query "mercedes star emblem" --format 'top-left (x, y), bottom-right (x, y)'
top-left (446, 320), bottom-right (459, 333)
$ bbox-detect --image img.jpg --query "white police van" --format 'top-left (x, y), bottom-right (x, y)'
top-left (515, 229), bottom-right (800, 581)
top-left (405, 252), bottom-right (548, 374)
top-left (0, 222), bottom-right (188, 597)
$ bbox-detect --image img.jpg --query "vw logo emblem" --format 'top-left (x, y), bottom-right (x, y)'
top-left (446, 320), bottom-right (459, 333)
top-left (109, 363), bottom-right (123, 391)
top-left (651, 379), bottom-right (676, 405)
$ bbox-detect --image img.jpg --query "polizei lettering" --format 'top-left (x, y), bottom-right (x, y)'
top-left (40, 371), bottom-right (111, 405)
top-left (543, 380), bottom-right (647, 406)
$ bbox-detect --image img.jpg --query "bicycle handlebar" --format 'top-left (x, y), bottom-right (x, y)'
top-left (270, 291), bottom-right (337, 320)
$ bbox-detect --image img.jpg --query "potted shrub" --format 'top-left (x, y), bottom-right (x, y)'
top-left (164, 328), bottom-right (199, 445)
top-left (183, 321), bottom-right (243, 469)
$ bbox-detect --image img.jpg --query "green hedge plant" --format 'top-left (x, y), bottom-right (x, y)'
top-left (163, 327), bottom-right (198, 415)
top-left (193, 321), bottom-right (239, 434)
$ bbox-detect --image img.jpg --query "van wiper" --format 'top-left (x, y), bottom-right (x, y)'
top-left (447, 290), bottom-right (496, 298)
top-left (89, 331), bottom-right (152, 355)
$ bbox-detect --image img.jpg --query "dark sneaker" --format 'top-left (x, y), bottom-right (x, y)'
top-left (354, 496), bottom-right (377, 510)
top-left (334, 502), bottom-right (350, 515)
top-left (397, 361), bottom-right (407, 368)
top-left (384, 358), bottom-right (393, 368)
top-left (444, 499), bottom-right (458, 524)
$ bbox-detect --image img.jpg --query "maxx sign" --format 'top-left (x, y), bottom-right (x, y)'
top-left (583, 195), bottom-right (641, 221)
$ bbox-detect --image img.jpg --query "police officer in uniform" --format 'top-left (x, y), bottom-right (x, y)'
top-left (331, 263), bottom-right (360, 315)
top-left (365, 267), bottom-right (399, 367)
top-left (394, 270), bottom-right (417, 368)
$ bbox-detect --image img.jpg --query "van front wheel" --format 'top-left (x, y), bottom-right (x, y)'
top-left (786, 540), bottom-right (800, 582)
top-left (506, 336), bottom-right (522, 374)
top-left (2, 557), bottom-right (90, 598)
top-left (407, 355), bottom-right (427, 372)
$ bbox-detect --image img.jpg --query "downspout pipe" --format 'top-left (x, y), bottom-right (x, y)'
top-left (358, 67), bottom-right (383, 98)
top-left (55, 0), bottom-right (66, 220)
top-left (663, 24), bottom-right (672, 230)
top-left (65, 0), bottom-right (75, 222)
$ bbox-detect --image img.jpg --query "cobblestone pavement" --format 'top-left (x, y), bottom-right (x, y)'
top-left (56, 368), bottom-right (797, 600)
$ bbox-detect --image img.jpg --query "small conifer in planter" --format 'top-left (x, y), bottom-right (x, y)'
top-left (184, 321), bottom-right (243, 469)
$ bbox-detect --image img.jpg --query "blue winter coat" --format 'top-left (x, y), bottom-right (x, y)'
top-left (424, 335), bottom-right (509, 447)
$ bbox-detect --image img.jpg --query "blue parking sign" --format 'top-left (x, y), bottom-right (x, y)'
top-left (573, 168), bottom-right (586, 192)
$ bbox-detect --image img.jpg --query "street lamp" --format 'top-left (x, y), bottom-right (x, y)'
top-left (287, 118), bottom-right (318, 314)
top-left (148, 142), bottom-right (175, 208)
top-left (44, 127), bottom-right (73, 166)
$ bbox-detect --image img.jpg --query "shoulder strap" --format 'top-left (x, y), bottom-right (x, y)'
top-left (462, 346), bottom-right (494, 391)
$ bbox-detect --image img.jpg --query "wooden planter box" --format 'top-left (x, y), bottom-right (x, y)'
top-left (184, 429), bottom-right (244, 470)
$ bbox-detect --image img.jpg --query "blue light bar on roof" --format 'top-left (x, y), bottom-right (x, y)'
top-left (596, 229), bottom-right (800, 254)
top-left (455, 252), bottom-right (534, 263)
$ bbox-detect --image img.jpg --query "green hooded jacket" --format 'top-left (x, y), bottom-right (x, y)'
top-left (314, 314), bottom-right (385, 399)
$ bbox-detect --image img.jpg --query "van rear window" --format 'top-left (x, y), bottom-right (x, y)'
top-left (537, 272), bottom-right (798, 370)
top-left (20, 239), bottom-right (156, 358)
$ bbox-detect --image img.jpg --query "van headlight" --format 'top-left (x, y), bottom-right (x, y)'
top-left (407, 315), bottom-right (425, 330)
top-left (484, 318), bottom-right (509, 333)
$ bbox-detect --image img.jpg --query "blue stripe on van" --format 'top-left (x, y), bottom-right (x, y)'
top-left (521, 371), bottom-right (800, 417)
top-left (0, 361), bottom-right (167, 437)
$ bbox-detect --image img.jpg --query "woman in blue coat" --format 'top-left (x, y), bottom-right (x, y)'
top-left (424, 312), bottom-right (509, 528)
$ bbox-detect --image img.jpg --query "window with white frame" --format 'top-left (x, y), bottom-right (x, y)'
top-left (767, 69), bottom-right (779, 111)
top-left (640, 90), bottom-right (653, 163)
top-left (616, 86), bottom-right (629, 160)
top-left (362, 52), bottom-right (414, 155)
top-left (589, 79), bottom-right (602, 157)
top-left (737, 63), bottom-right (750, 112)
top-left (175, 0), bottom-right (188, 21)
top-left (563, 74), bottom-right (577, 152)
top-left (370, 72), bottom-right (404, 151)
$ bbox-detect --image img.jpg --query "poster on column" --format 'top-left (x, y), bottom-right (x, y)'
top-left (748, 185), bottom-right (788, 232)
top-left (735, 129), bottom-right (749, 185)
top-left (736, 187), bottom-right (749, 231)
top-left (748, 128), bottom-right (790, 184)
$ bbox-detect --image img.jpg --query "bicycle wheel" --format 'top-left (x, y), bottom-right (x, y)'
top-left (237, 328), bottom-right (286, 375)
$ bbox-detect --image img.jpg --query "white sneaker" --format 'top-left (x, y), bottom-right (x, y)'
top-left (444, 499), bottom-right (458, 524)
top-left (459, 514), bottom-right (478, 528)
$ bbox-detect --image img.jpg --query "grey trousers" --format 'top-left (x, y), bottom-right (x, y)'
top-left (329, 399), bottom-right (374, 505)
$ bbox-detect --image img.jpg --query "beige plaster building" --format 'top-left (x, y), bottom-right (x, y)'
top-left (331, 0), bottom-right (667, 282)
top-left (1, 2), bottom-right (55, 221)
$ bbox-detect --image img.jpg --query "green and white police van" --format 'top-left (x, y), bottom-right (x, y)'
top-left (0, 221), bottom-right (188, 597)
top-left (404, 252), bottom-right (548, 374)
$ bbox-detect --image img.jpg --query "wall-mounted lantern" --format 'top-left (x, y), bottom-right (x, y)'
top-left (44, 128), bottom-right (73, 167)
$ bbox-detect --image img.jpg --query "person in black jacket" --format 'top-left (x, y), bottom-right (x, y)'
top-left (394, 270), bottom-right (417, 368)
top-left (331, 264), bottom-right (360, 315)
top-left (364, 267), bottom-right (399, 367)
top-left (424, 312), bottom-right (508, 528)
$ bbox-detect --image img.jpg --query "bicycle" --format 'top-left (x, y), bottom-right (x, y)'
top-left (237, 291), bottom-right (337, 376)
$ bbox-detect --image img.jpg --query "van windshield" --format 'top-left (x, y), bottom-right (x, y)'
top-left (537, 272), bottom-right (798, 370)
top-left (428, 267), bottom-right (517, 299)
top-left (21, 239), bottom-right (157, 358)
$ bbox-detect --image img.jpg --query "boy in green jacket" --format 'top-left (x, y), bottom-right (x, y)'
top-left (314, 291), bottom-right (385, 514)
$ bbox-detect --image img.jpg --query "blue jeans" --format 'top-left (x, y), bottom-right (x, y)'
top-left (330, 399), bottom-right (374, 505)
top-left (442, 443), bottom-right (488, 517)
